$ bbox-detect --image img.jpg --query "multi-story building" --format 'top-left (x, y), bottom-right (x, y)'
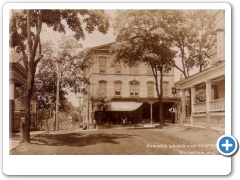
top-left (81, 43), bottom-right (180, 127)
top-left (175, 10), bottom-right (225, 130)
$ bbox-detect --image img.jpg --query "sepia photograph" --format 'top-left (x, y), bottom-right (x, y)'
top-left (8, 8), bottom-right (226, 155)
top-left (3, 2), bottom-right (233, 176)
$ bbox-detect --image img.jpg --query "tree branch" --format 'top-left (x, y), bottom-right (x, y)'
top-left (32, 10), bottom-right (43, 61)
top-left (173, 62), bottom-right (185, 75)
top-left (34, 55), bottom-right (44, 67)
top-left (27, 10), bottom-right (33, 58)
top-left (11, 10), bottom-right (28, 71)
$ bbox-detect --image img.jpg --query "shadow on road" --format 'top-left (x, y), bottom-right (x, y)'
top-left (31, 132), bottom-right (133, 147)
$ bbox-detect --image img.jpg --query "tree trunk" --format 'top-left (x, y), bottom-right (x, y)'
top-left (45, 118), bottom-right (49, 133)
top-left (199, 64), bottom-right (203, 72)
top-left (159, 68), bottom-right (163, 129)
top-left (152, 65), bottom-right (163, 129)
top-left (20, 57), bottom-right (36, 143)
top-left (98, 112), bottom-right (101, 129)
top-left (20, 92), bottom-right (31, 142)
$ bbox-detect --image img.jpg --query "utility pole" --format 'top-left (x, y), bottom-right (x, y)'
top-left (76, 95), bottom-right (83, 125)
top-left (87, 85), bottom-right (90, 130)
top-left (56, 60), bottom-right (60, 131)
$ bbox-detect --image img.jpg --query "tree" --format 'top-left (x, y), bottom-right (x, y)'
top-left (62, 101), bottom-right (74, 114)
top-left (164, 10), bottom-right (194, 78)
top-left (166, 10), bottom-right (216, 78)
top-left (91, 91), bottom-right (112, 128)
top-left (32, 56), bottom-right (68, 130)
top-left (33, 36), bottom-right (89, 131)
top-left (110, 10), bottom-right (176, 128)
top-left (57, 35), bottom-right (89, 94)
top-left (10, 9), bottom-right (110, 142)
top-left (187, 10), bottom-right (216, 72)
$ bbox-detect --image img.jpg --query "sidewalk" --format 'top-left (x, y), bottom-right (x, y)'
top-left (9, 131), bottom-right (44, 151)
top-left (142, 122), bottom-right (225, 132)
top-left (183, 123), bottom-right (225, 132)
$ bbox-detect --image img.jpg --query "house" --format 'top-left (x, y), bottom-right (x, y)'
top-left (174, 10), bottom-right (225, 130)
top-left (9, 51), bottom-right (37, 132)
top-left (81, 43), bottom-right (180, 128)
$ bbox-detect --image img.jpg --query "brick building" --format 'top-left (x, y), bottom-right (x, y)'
top-left (81, 43), bottom-right (180, 127)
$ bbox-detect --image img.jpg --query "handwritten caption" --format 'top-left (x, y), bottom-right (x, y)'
top-left (146, 143), bottom-right (217, 155)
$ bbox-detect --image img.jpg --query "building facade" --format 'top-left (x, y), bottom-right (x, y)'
top-left (82, 43), bottom-right (180, 127)
top-left (9, 51), bottom-right (37, 132)
top-left (174, 10), bottom-right (225, 130)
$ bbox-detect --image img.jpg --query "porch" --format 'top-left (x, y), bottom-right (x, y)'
top-left (175, 62), bottom-right (225, 130)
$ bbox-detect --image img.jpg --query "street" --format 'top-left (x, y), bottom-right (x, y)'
top-left (10, 125), bottom-right (223, 155)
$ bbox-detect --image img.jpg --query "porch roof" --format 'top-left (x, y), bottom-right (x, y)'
top-left (175, 62), bottom-right (225, 89)
top-left (110, 102), bottom-right (142, 111)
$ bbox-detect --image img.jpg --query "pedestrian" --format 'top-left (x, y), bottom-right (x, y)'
top-left (169, 106), bottom-right (176, 124)
top-left (121, 114), bottom-right (127, 124)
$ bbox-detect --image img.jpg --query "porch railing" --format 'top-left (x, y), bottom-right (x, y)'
top-left (210, 98), bottom-right (225, 112)
top-left (193, 102), bottom-right (206, 113)
top-left (193, 98), bottom-right (225, 113)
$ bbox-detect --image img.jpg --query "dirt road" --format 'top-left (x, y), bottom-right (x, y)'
top-left (10, 125), bottom-right (223, 155)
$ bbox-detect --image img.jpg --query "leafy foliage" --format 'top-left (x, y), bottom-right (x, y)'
top-left (56, 35), bottom-right (90, 94)
top-left (111, 10), bottom-right (177, 128)
top-left (10, 10), bottom-right (110, 49)
top-left (187, 10), bottom-right (216, 72)
top-left (91, 91), bottom-right (112, 112)
top-left (166, 10), bottom-right (216, 77)
top-left (195, 89), bottom-right (206, 103)
top-left (10, 9), bottom-right (110, 142)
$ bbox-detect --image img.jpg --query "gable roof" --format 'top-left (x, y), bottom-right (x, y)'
top-left (90, 42), bottom-right (115, 51)
top-left (9, 51), bottom-right (23, 63)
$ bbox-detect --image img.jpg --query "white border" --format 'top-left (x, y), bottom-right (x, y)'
top-left (2, 2), bottom-right (232, 176)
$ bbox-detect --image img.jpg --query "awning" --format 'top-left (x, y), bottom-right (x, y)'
top-left (110, 102), bottom-right (142, 111)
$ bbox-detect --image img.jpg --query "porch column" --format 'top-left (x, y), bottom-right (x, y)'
top-left (149, 102), bottom-right (154, 124)
top-left (9, 80), bottom-right (15, 132)
top-left (180, 89), bottom-right (186, 126)
top-left (206, 80), bottom-right (211, 130)
top-left (9, 80), bottom-right (15, 100)
top-left (190, 86), bottom-right (196, 124)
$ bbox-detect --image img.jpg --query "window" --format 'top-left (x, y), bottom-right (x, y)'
top-left (130, 81), bottom-right (139, 96)
top-left (130, 66), bottom-right (139, 75)
top-left (147, 82), bottom-right (154, 97)
top-left (99, 56), bottom-right (107, 73)
top-left (115, 63), bottom-right (122, 74)
top-left (99, 81), bottom-right (107, 93)
top-left (162, 81), bottom-right (169, 96)
top-left (147, 65), bottom-right (153, 75)
top-left (114, 81), bottom-right (122, 96)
